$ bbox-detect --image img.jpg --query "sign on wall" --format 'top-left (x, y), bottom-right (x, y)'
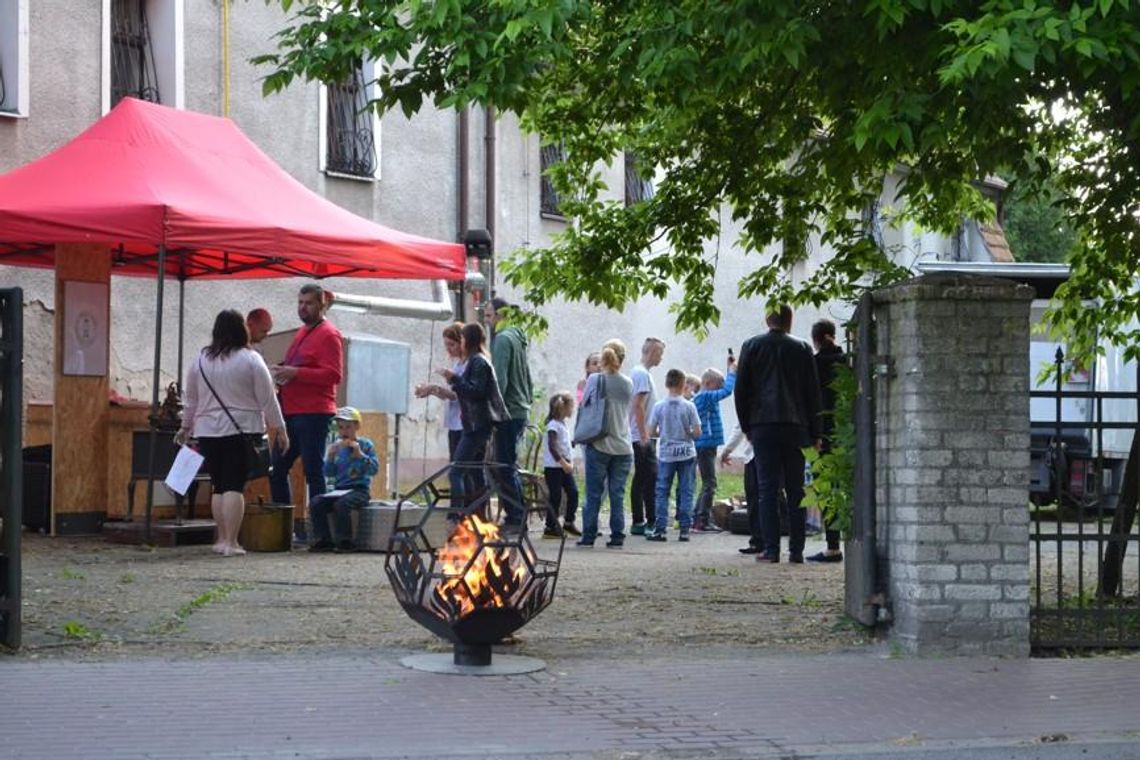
top-left (62, 280), bottom-right (108, 377)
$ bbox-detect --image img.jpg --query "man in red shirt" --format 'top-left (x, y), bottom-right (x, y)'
top-left (269, 284), bottom-right (344, 523)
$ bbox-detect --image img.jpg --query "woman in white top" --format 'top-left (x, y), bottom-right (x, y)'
top-left (177, 310), bottom-right (288, 557)
top-left (414, 322), bottom-right (467, 460)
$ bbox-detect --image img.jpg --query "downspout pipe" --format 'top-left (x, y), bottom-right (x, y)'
top-left (458, 108), bottom-right (469, 242)
top-left (484, 106), bottom-right (496, 292)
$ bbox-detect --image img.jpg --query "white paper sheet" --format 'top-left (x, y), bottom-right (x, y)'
top-left (165, 445), bottom-right (205, 495)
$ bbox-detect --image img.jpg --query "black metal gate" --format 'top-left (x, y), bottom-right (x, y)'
top-left (1030, 348), bottom-right (1140, 650)
top-left (0, 287), bottom-right (23, 650)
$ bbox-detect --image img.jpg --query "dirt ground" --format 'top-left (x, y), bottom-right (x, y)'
top-left (10, 523), bottom-right (873, 662)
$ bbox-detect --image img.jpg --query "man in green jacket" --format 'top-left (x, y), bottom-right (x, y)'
top-left (486, 297), bottom-right (534, 528)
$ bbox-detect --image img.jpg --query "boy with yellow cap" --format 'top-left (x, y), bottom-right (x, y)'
top-left (309, 406), bottom-right (379, 552)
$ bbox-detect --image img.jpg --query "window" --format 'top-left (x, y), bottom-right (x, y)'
top-left (862, 198), bottom-right (884, 250)
top-left (0, 0), bottom-right (29, 117)
top-left (110, 0), bottom-right (160, 106)
top-left (102, 0), bottom-right (184, 113)
top-left (540, 142), bottom-right (565, 217)
top-left (624, 151), bottom-right (654, 206)
top-left (321, 62), bottom-right (379, 179)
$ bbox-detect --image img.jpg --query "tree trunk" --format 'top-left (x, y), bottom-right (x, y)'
top-left (1098, 430), bottom-right (1140, 597)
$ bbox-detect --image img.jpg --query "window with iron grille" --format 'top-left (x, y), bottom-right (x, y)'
top-left (540, 142), bottom-right (565, 217)
top-left (862, 198), bottom-right (884, 250)
top-left (110, 0), bottom-right (161, 106)
top-left (325, 64), bottom-right (378, 178)
top-left (624, 151), bottom-right (654, 206)
top-left (0, 0), bottom-right (28, 116)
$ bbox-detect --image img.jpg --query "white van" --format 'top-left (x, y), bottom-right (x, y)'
top-left (916, 261), bottom-right (1133, 508)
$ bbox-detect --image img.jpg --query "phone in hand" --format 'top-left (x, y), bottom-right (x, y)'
top-left (727, 347), bottom-right (734, 358)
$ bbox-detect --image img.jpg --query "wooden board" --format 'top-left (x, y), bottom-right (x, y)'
top-left (51, 244), bottom-right (111, 533)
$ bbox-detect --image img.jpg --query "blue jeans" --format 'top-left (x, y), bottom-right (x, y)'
top-left (493, 417), bottom-right (527, 525)
top-left (655, 458), bottom-right (696, 534)
top-left (450, 428), bottom-right (491, 506)
top-left (748, 425), bottom-right (808, 557)
top-left (309, 487), bottom-right (369, 545)
top-left (582, 447), bottom-right (633, 543)
top-left (270, 414), bottom-right (332, 506)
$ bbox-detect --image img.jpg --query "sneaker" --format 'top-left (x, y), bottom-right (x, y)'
top-left (335, 540), bottom-right (355, 553)
top-left (630, 522), bottom-right (647, 536)
top-left (678, 529), bottom-right (690, 542)
top-left (575, 538), bottom-right (595, 548)
top-left (646, 531), bottom-right (667, 542)
top-left (789, 553), bottom-right (804, 564)
top-left (542, 528), bottom-right (563, 539)
top-left (605, 539), bottom-right (624, 548)
top-left (562, 522), bottom-right (582, 537)
top-left (807, 551), bottom-right (843, 563)
top-left (308, 540), bottom-right (335, 553)
top-left (739, 545), bottom-right (763, 555)
top-left (756, 552), bottom-right (780, 563)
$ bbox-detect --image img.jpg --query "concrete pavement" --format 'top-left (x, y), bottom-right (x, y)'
top-left (2, 648), bottom-right (1139, 759)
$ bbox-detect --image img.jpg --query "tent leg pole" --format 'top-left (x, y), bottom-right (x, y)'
top-left (391, 413), bottom-right (400, 499)
top-left (177, 276), bottom-right (185, 391)
top-left (144, 245), bottom-right (166, 545)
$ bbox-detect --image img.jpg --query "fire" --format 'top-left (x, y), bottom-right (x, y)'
top-left (432, 513), bottom-right (532, 618)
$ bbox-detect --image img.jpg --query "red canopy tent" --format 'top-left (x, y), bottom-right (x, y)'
top-left (0, 97), bottom-right (465, 280)
top-left (0, 98), bottom-right (466, 539)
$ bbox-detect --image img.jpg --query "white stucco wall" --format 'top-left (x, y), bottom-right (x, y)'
top-left (0, 0), bottom-right (993, 474)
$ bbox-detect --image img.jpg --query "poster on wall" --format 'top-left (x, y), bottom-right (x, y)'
top-left (62, 280), bottom-right (109, 377)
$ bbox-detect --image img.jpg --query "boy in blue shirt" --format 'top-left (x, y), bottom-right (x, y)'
top-left (309, 406), bottom-right (379, 552)
top-left (646, 369), bottom-right (702, 542)
top-left (692, 357), bottom-right (736, 530)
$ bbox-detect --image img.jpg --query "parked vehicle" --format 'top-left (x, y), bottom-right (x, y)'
top-left (916, 261), bottom-right (1136, 510)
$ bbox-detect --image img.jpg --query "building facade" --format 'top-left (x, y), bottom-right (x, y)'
top-left (0, 0), bottom-right (1002, 475)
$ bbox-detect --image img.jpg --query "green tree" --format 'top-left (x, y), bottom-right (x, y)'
top-left (256, 0), bottom-right (1140, 359)
top-left (1000, 174), bottom-right (1079, 264)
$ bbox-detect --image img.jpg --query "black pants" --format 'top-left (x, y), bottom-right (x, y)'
top-left (543, 467), bottom-right (579, 529)
top-left (629, 440), bottom-right (657, 525)
top-left (749, 425), bottom-right (807, 558)
top-left (695, 447), bottom-right (718, 525)
top-left (745, 457), bottom-right (762, 547)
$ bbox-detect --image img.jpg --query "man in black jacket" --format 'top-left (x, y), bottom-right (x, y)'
top-left (734, 305), bottom-right (822, 563)
top-left (808, 319), bottom-right (846, 562)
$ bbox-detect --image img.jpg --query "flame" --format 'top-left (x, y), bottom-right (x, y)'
top-left (432, 513), bottom-right (530, 618)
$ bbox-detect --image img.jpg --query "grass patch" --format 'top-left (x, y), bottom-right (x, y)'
top-left (62, 620), bottom-right (101, 641)
top-left (149, 582), bottom-right (246, 635)
top-left (60, 567), bottom-right (84, 581)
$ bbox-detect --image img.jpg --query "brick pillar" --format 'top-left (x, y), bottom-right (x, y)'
top-left (873, 273), bottom-right (1033, 656)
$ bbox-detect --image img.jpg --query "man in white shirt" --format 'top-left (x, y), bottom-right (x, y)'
top-left (628, 337), bottom-right (665, 535)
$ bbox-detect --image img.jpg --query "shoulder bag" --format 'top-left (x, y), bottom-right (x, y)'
top-left (573, 373), bottom-right (608, 446)
top-left (197, 355), bottom-right (272, 480)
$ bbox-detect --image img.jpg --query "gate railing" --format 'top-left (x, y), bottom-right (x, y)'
top-left (0, 287), bottom-right (23, 650)
top-left (1029, 347), bottom-right (1140, 650)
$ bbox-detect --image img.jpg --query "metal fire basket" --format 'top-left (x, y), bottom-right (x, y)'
top-left (384, 462), bottom-right (564, 671)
